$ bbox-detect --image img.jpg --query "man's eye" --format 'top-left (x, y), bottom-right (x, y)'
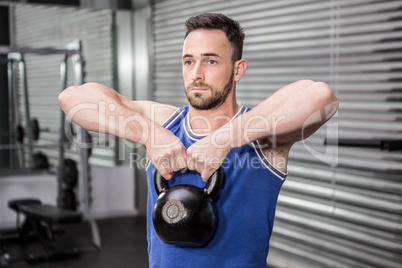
top-left (185, 60), bottom-right (193, 65)
top-left (208, 60), bottom-right (216, 65)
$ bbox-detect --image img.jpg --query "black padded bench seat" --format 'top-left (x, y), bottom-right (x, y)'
top-left (8, 199), bottom-right (82, 224)
top-left (6, 199), bottom-right (83, 264)
top-left (18, 204), bottom-right (82, 224)
top-left (8, 198), bottom-right (41, 211)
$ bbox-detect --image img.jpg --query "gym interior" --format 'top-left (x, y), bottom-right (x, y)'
top-left (0, 0), bottom-right (401, 267)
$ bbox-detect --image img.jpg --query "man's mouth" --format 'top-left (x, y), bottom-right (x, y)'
top-left (191, 87), bottom-right (208, 91)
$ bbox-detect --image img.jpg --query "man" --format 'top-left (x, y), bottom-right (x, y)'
top-left (59, 13), bottom-right (338, 267)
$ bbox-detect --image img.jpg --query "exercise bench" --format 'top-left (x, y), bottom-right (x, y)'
top-left (8, 198), bottom-right (82, 264)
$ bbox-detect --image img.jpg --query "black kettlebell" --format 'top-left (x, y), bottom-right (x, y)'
top-left (152, 167), bottom-right (224, 247)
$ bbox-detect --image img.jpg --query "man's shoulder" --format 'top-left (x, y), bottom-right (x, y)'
top-left (161, 106), bottom-right (188, 128)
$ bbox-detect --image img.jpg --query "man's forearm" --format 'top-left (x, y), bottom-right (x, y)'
top-left (225, 80), bottom-right (338, 148)
top-left (59, 83), bottom-right (152, 145)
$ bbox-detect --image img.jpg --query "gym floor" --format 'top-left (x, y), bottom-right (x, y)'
top-left (2, 215), bottom-right (149, 268)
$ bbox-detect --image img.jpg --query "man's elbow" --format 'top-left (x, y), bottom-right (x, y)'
top-left (309, 81), bottom-right (339, 118)
top-left (59, 86), bottom-right (76, 109)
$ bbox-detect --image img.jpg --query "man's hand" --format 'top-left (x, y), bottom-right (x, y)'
top-left (145, 125), bottom-right (187, 180)
top-left (187, 130), bottom-right (231, 182)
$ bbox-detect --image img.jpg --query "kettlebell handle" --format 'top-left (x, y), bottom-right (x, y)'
top-left (154, 167), bottom-right (224, 199)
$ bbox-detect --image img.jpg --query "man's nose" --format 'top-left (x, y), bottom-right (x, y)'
top-left (190, 63), bottom-right (204, 81)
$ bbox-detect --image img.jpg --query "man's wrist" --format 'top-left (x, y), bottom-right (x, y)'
top-left (210, 123), bottom-right (236, 152)
top-left (123, 113), bottom-right (152, 145)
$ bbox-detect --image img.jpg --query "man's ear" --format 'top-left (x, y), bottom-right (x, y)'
top-left (234, 59), bottom-right (247, 82)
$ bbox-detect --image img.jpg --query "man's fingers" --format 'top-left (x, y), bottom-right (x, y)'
top-left (177, 153), bottom-right (188, 170)
top-left (187, 155), bottom-right (203, 172)
top-left (186, 155), bottom-right (195, 171)
top-left (189, 152), bottom-right (223, 182)
top-left (201, 169), bottom-right (213, 182)
top-left (147, 138), bottom-right (188, 180)
top-left (160, 156), bottom-right (186, 181)
top-left (171, 149), bottom-right (187, 172)
top-left (158, 166), bottom-right (173, 180)
top-left (200, 161), bottom-right (221, 182)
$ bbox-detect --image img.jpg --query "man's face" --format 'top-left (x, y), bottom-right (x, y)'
top-left (182, 29), bottom-right (235, 110)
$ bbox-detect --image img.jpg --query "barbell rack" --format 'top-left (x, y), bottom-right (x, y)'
top-left (1, 40), bottom-right (102, 252)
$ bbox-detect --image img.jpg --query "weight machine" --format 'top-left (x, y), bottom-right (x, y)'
top-left (0, 40), bottom-right (101, 265)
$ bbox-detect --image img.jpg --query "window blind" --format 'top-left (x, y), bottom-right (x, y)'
top-left (11, 4), bottom-right (117, 169)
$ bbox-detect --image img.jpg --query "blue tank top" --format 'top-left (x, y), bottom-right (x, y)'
top-left (146, 106), bottom-right (286, 268)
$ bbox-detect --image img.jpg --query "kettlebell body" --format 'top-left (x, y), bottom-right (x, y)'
top-left (152, 168), bottom-right (223, 247)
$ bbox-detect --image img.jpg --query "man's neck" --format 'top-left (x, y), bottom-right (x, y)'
top-left (188, 101), bottom-right (240, 135)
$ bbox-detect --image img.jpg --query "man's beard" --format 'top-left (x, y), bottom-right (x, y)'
top-left (185, 72), bottom-right (234, 110)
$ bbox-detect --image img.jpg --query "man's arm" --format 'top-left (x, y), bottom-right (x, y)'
top-left (187, 80), bottom-right (339, 180)
top-left (231, 80), bottom-right (338, 147)
top-left (58, 82), bottom-right (187, 179)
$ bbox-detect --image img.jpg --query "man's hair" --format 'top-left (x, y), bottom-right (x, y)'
top-left (184, 13), bottom-right (245, 62)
